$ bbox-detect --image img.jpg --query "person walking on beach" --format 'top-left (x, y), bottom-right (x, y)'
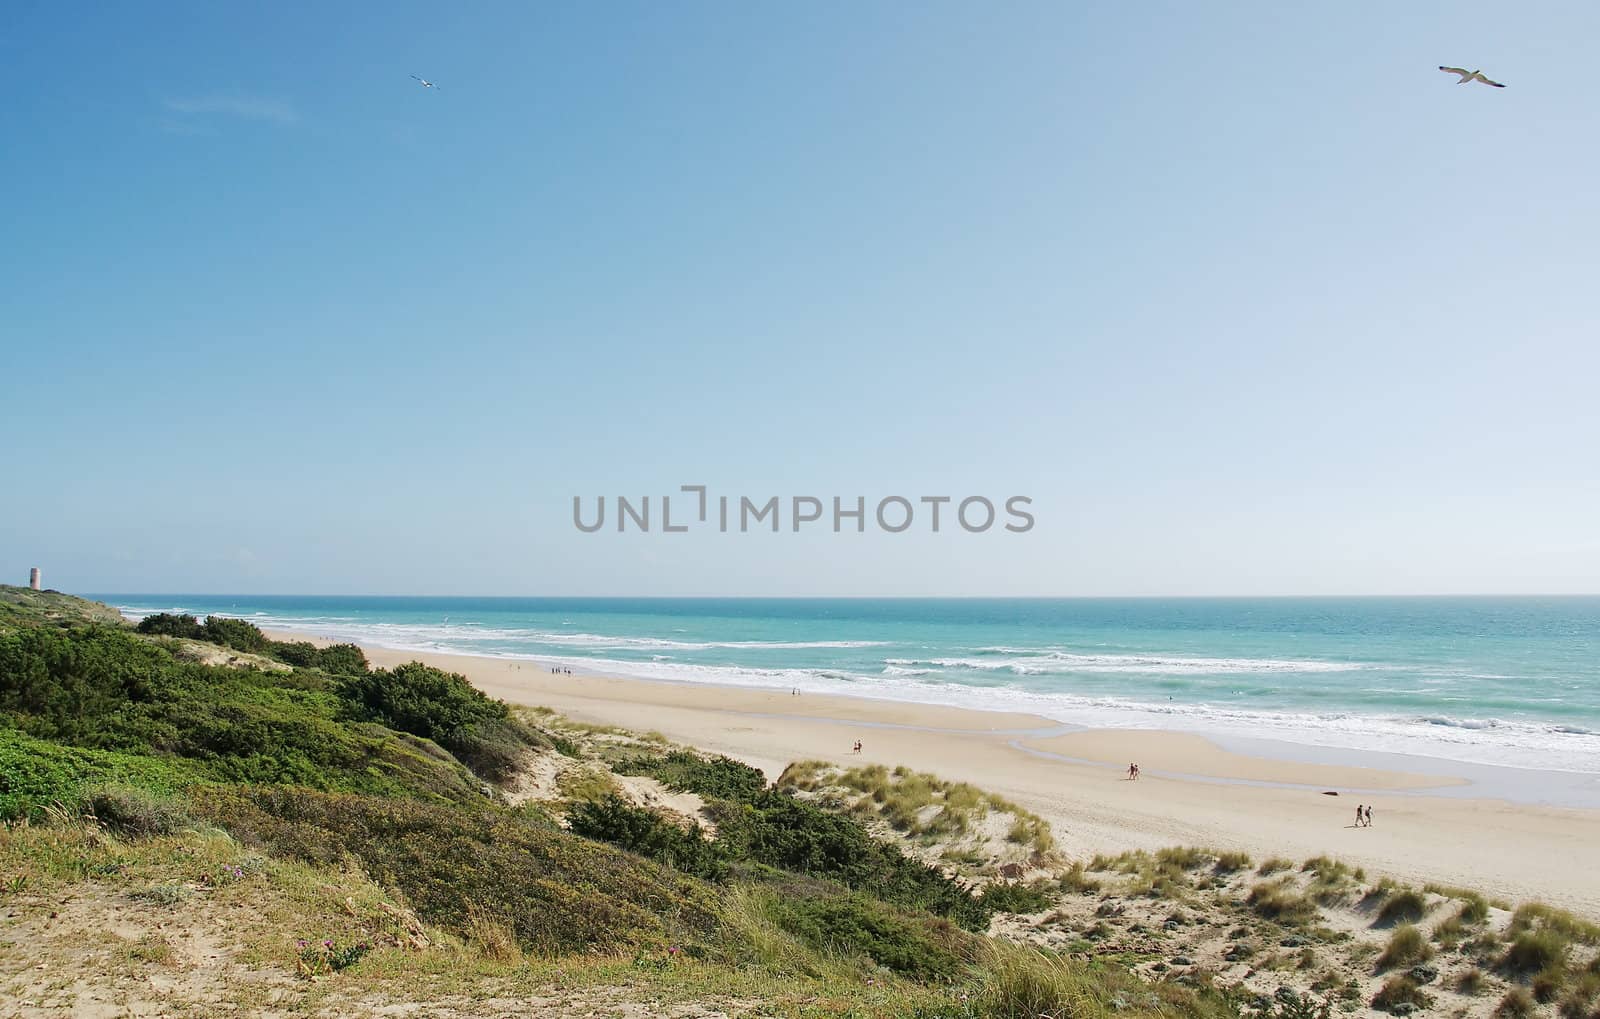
top-left (1355, 804), bottom-right (1365, 827)
top-left (1127, 763), bottom-right (1137, 781)
top-left (1364, 805), bottom-right (1373, 827)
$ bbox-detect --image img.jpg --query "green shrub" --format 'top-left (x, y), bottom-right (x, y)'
top-left (338, 661), bottom-right (538, 782)
top-left (567, 794), bottom-right (727, 881)
top-left (199, 616), bottom-right (269, 653)
top-left (767, 889), bottom-right (972, 981)
top-left (313, 643), bottom-right (369, 676)
top-left (1458, 968), bottom-right (1486, 995)
top-left (135, 613), bottom-right (204, 639)
top-left (265, 640), bottom-right (369, 675)
top-left (706, 789), bottom-right (989, 930)
top-left (979, 880), bottom-right (1057, 914)
top-left (267, 641), bottom-right (323, 668)
top-left (614, 751), bottom-right (768, 801)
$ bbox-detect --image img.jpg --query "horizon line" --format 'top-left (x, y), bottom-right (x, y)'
top-left (75, 590), bottom-right (1600, 601)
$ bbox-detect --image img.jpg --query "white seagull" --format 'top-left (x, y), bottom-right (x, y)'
top-left (411, 74), bottom-right (439, 90)
top-left (1439, 66), bottom-right (1505, 88)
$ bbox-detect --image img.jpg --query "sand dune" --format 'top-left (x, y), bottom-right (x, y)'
top-left (295, 636), bottom-right (1600, 919)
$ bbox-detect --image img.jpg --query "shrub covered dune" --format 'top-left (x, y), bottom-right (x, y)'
top-left (2, 587), bottom-right (1598, 1018)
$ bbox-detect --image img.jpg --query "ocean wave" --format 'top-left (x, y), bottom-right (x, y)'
top-left (888, 651), bottom-right (1365, 676)
top-left (519, 632), bottom-right (890, 651)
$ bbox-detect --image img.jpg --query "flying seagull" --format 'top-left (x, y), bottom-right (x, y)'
top-left (1439, 66), bottom-right (1505, 88)
top-left (411, 74), bottom-right (439, 90)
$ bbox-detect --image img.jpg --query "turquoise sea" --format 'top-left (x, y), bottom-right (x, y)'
top-left (103, 595), bottom-right (1600, 776)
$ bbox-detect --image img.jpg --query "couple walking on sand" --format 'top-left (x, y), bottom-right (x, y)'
top-left (1354, 804), bottom-right (1374, 827)
top-left (1126, 762), bottom-right (1140, 781)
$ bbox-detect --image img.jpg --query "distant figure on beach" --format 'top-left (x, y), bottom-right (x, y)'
top-left (1355, 804), bottom-right (1365, 827)
top-left (1364, 805), bottom-right (1374, 827)
top-left (852, 740), bottom-right (862, 754)
top-left (1127, 763), bottom-right (1140, 781)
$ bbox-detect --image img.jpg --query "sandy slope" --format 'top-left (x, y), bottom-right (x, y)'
top-left (296, 637), bottom-right (1600, 919)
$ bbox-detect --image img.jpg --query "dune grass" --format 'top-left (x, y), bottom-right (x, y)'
top-left (777, 760), bottom-right (1057, 858)
top-left (1375, 889), bottom-right (1430, 927)
top-left (1247, 878), bottom-right (1319, 926)
top-left (1376, 924), bottom-right (1433, 970)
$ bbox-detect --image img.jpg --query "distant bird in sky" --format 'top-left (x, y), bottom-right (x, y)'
top-left (411, 75), bottom-right (439, 90)
top-left (1439, 66), bottom-right (1506, 88)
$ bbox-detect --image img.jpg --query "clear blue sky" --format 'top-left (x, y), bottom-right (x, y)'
top-left (3, 2), bottom-right (1597, 596)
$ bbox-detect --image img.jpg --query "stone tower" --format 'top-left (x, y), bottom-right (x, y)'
top-left (29, 567), bottom-right (41, 591)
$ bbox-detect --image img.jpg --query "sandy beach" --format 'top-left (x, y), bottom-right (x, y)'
top-left (287, 635), bottom-right (1600, 919)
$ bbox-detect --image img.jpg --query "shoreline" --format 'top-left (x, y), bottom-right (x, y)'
top-left (267, 630), bottom-right (1600, 919)
top-left (244, 623), bottom-right (1600, 806)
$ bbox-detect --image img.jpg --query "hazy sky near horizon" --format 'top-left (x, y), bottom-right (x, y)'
top-left (3, 2), bottom-right (1598, 597)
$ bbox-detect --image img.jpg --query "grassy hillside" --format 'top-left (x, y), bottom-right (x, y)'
top-left (0, 583), bottom-right (124, 628)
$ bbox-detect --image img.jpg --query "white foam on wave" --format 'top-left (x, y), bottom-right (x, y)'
top-left (433, 647), bottom-right (1600, 776)
top-left (891, 651), bottom-right (1366, 676)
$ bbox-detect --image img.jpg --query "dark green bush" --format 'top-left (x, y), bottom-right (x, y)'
top-left (567, 794), bottom-right (728, 880)
top-left (979, 880), bottom-right (1057, 915)
top-left (338, 662), bottom-right (538, 782)
top-left (768, 889), bottom-right (972, 980)
top-left (312, 643), bottom-right (369, 676)
top-left (707, 789), bottom-right (989, 930)
top-left (614, 751), bottom-right (768, 801)
top-left (0, 624), bottom-right (484, 804)
top-left (265, 640), bottom-right (368, 675)
top-left (200, 616), bottom-right (270, 653)
top-left (267, 641), bottom-right (322, 667)
top-left (135, 613), bottom-right (205, 639)
top-left (0, 625), bottom-right (169, 743)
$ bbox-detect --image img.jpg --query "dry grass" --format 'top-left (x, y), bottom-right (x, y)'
top-left (555, 764), bottom-right (621, 803)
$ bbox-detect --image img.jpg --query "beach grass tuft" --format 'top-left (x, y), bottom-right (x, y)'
top-left (1376, 924), bottom-right (1432, 970)
top-left (1247, 879), bottom-right (1318, 926)
top-left (1375, 889), bottom-right (1429, 927)
top-left (1497, 986), bottom-right (1537, 1019)
top-left (1372, 975), bottom-right (1433, 1014)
